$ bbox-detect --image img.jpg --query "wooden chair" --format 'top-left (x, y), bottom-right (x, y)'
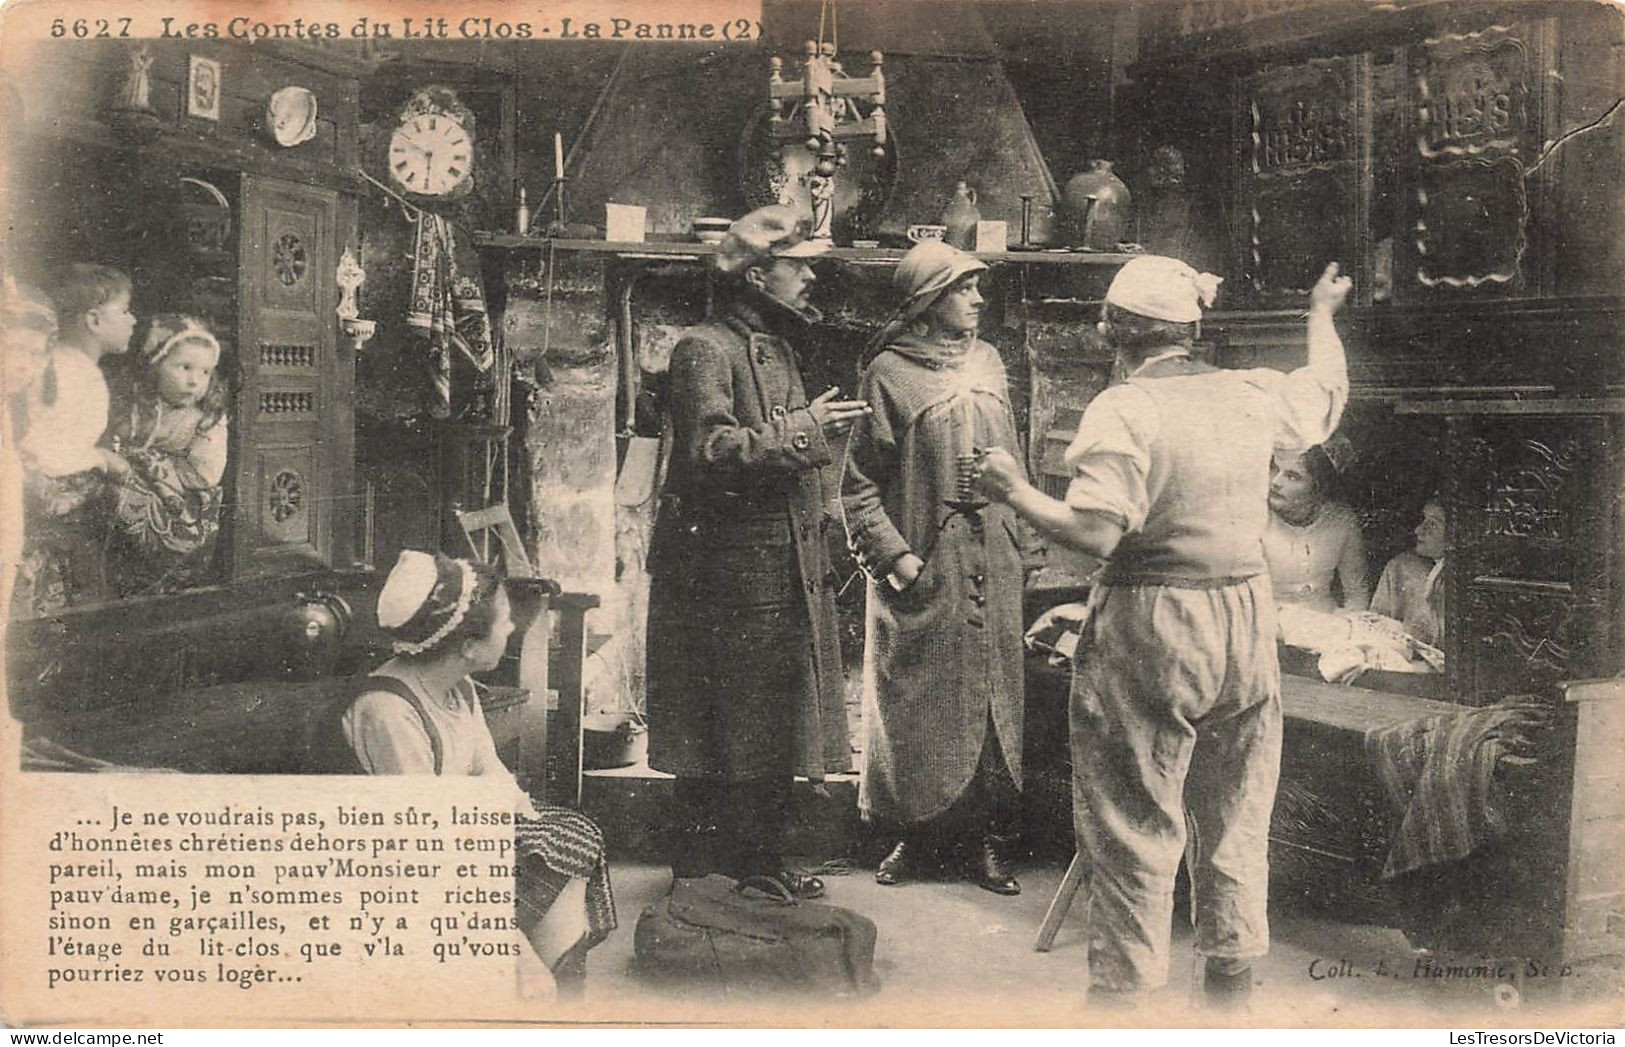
top-left (1035, 852), bottom-right (1088, 951)
top-left (454, 503), bottom-right (601, 807)
top-left (455, 502), bottom-right (535, 579)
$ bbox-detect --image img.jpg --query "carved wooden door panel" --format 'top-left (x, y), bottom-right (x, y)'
top-left (1404, 18), bottom-right (1555, 299)
top-left (1444, 411), bottom-right (1623, 704)
top-left (232, 176), bottom-right (340, 576)
top-left (1232, 54), bottom-right (1372, 308)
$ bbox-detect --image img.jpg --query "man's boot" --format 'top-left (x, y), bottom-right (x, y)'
top-left (1203, 956), bottom-right (1253, 1009)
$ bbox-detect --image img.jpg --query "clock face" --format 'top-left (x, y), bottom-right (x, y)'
top-left (388, 113), bottom-right (474, 196)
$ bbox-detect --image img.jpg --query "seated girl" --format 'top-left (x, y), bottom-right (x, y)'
top-left (343, 550), bottom-right (616, 999)
top-left (1263, 435), bottom-right (1369, 613)
top-left (105, 314), bottom-right (228, 595)
top-left (1371, 496), bottom-right (1447, 649)
top-left (1276, 496), bottom-right (1448, 685)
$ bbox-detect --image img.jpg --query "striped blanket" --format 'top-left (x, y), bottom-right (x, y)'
top-left (515, 806), bottom-right (618, 946)
top-left (1363, 697), bottom-right (1551, 879)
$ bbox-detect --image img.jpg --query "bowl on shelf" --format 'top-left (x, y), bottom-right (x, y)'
top-left (693, 217), bottom-right (732, 244)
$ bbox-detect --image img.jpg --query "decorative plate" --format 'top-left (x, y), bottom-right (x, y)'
top-left (266, 86), bottom-right (318, 147)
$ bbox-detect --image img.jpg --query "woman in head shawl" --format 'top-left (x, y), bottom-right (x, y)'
top-left (842, 241), bottom-right (1044, 896)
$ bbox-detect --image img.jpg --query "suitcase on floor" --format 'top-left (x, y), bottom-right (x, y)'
top-left (633, 874), bottom-right (880, 997)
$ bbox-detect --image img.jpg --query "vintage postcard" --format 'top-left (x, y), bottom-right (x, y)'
top-left (1, 0), bottom-right (1622, 1030)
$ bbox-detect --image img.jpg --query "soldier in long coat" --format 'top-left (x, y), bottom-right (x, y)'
top-left (842, 241), bottom-right (1043, 895)
top-left (645, 205), bottom-right (868, 900)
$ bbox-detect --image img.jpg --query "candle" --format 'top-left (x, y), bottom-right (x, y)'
top-left (954, 391), bottom-right (975, 458)
top-left (554, 132), bottom-right (565, 181)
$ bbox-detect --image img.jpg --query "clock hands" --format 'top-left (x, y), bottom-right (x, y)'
top-left (391, 138), bottom-right (438, 190)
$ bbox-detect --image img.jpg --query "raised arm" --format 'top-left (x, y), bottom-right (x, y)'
top-left (1271, 263), bottom-right (1353, 449)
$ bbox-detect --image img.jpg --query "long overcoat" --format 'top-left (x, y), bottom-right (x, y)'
top-left (842, 332), bottom-right (1043, 824)
top-left (645, 297), bottom-right (849, 782)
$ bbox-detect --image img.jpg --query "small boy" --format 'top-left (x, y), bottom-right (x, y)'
top-left (13, 264), bottom-right (136, 613)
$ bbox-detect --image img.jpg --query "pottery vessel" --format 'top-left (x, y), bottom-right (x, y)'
top-left (1062, 160), bottom-right (1133, 250)
top-left (942, 181), bottom-right (981, 250)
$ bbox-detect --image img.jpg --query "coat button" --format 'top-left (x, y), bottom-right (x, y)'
top-left (771, 404), bottom-right (788, 420)
top-left (971, 592), bottom-right (986, 607)
top-left (971, 573), bottom-right (985, 586)
top-left (792, 432), bottom-right (810, 451)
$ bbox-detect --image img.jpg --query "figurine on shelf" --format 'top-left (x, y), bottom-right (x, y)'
top-left (335, 248), bottom-right (375, 351)
top-left (804, 135), bottom-right (841, 242)
top-left (1135, 145), bottom-right (1219, 270)
top-left (942, 181), bottom-right (981, 251)
top-left (116, 44), bottom-right (154, 113)
top-left (107, 44), bottom-right (159, 130)
top-left (336, 248), bottom-right (366, 322)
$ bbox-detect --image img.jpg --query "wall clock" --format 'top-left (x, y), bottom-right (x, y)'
top-left (387, 86), bottom-right (476, 199)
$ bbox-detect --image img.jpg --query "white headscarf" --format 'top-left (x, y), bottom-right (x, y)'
top-left (1105, 255), bottom-right (1222, 323)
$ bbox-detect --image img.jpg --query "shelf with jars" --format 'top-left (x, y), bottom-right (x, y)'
top-left (473, 232), bottom-right (1139, 267)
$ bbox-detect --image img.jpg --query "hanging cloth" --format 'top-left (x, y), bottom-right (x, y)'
top-left (407, 213), bottom-right (495, 417)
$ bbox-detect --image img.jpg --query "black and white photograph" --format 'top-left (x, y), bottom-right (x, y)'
top-left (0, 0), bottom-right (1621, 1030)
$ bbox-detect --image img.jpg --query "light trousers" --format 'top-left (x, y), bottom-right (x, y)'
top-left (1069, 576), bottom-right (1282, 992)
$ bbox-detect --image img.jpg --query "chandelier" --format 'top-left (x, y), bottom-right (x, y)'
top-left (767, 2), bottom-right (890, 243)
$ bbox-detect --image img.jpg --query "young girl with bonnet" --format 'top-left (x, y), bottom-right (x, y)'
top-left (106, 313), bottom-right (229, 594)
top-left (346, 549), bottom-right (617, 999)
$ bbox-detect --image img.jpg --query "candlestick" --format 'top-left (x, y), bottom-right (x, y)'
top-left (947, 393), bottom-right (986, 513)
top-left (554, 132), bottom-right (565, 181)
top-left (954, 393), bottom-right (975, 458)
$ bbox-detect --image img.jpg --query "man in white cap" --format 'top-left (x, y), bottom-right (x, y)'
top-left (645, 204), bottom-right (868, 899)
top-left (975, 257), bottom-right (1352, 1006)
top-left (843, 240), bottom-right (1043, 895)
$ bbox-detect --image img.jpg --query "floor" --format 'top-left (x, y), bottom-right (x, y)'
top-left (557, 859), bottom-right (1624, 1028)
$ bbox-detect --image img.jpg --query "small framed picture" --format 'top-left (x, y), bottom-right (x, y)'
top-left (187, 54), bottom-right (221, 121)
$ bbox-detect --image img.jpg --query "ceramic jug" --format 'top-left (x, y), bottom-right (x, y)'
top-left (1062, 160), bottom-right (1132, 251)
top-left (942, 182), bottom-right (981, 250)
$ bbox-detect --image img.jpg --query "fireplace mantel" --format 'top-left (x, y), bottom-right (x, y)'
top-left (475, 233), bottom-right (1139, 269)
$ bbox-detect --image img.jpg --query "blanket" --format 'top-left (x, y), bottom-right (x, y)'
top-left (1363, 696), bottom-right (1551, 879)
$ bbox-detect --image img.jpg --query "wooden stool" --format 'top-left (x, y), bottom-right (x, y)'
top-left (1034, 851), bottom-right (1088, 952)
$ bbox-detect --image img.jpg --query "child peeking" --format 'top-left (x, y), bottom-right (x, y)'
top-left (13, 264), bottom-right (136, 613)
top-left (106, 313), bottom-right (229, 595)
top-left (2, 277), bottom-right (60, 620)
